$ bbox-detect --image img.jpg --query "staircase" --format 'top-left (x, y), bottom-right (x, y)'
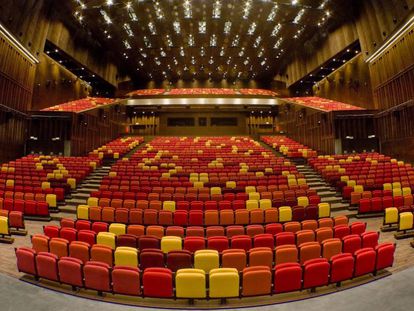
top-left (295, 164), bottom-right (350, 211)
top-left (59, 165), bottom-right (111, 214)
top-left (57, 141), bottom-right (147, 215)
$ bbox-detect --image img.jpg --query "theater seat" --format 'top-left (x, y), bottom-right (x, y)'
top-left (114, 247), bottom-right (138, 267)
top-left (209, 268), bottom-right (239, 298)
top-left (112, 266), bottom-right (141, 296)
top-left (274, 263), bottom-right (302, 293)
top-left (194, 249), bottom-right (219, 273)
top-left (15, 247), bottom-right (36, 275)
top-left (143, 268), bottom-right (173, 298)
top-left (330, 253), bottom-right (354, 284)
top-left (242, 266), bottom-right (272, 296)
top-left (84, 261), bottom-right (111, 293)
top-left (303, 258), bottom-right (330, 289)
top-left (56, 255), bottom-right (83, 287)
top-left (175, 268), bottom-right (206, 298)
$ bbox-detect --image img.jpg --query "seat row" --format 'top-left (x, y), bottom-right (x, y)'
top-left (76, 204), bottom-right (331, 226)
top-left (15, 244), bottom-right (395, 299)
top-left (358, 196), bottom-right (414, 215)
top-left (60, 216), bottom-right (349, 238)
top-left (89, 189), bottom-right (317, 203)
top-left (86, 195), bottom-right (322, 211)
top-left (0, 199), bottom-right (49, 217)
top-left (0, 188), bottom-right (65, 201)
top-left (30, 231), bottom-right (380, 271)
top-left (35, 224), bottom-right (370, 256)
top-left (349, 189), bottom-right (413, 206)
top-left (0, 210), bottom-right (27, 243)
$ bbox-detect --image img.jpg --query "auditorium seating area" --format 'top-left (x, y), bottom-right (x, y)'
top-left (0, 137), bottom-right (142, 219)
top-left (127, 88), bottom-right (280, 97)
top-left (42, 97), bottom-right (116, 113)
top-left (12, 135), bottom-right (399, 303)
top-left (286, 97), bottom-right (366, 112)
top-left (262, 136), bottom-right (318, 159)
top-left (308, 154), bottom-right (414, 217)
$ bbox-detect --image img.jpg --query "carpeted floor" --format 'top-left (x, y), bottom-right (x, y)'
top-left (1, 267), bottom-right (414, 311)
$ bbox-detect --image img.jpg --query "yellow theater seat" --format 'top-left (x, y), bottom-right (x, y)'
top-left (67, 178), bottom-right (76, 189)
top-left (114, 152), bottom-right (119, 159)
top-left (41, 182), bottom-right (50, 190)
top-left (210, 187), bottom-right (222, 196)
top-left (209, 268), bottom-right (240, 298)
top-left (163, 201), bottom-right (176, 212)
top-left (161, 236), bottom-right (182, 253)
top-left (6, 180), bottom-right (14, 188)
top-left (114, 247), bottom-right (138, 267)
top-left (0, 216), bottom-right (10, 235)
top-left (384, 207), bottom-right (399, 225)
top-left (109, 223), bottom-right (126, 236)
top-left (46, 194), bottom-right (57, 208)
top-left (246, 200), bottom-right (259, 211)
top-left (383, 183), bottom-right (392, 191)
top-left (279, 206), bottom-right (292, 222)
top-left (194, 250), bottom-right (219, 273)
top-left (97, 232), bottom-right (116, 249)
top-left (109, 172), bottom-right (117, 178)
top-left (297, 196), bottom-right (309, 207)
top-left (245, 186), bottom-right (256, 194)
top-left (354, 185), bottom-right (364, 193)
top-left (297, 178), bottom-right (307, 186)
top-left (392, 182), bottom-right (401, 189)
top-left (398, 212), bottom-right (413, 231)
top-left (200, 176), bottom-right (209, 183)
top-left (402, 187), bottom-right (412, 196)
top-left (193, 181), bottom-right (204, 189)
top-left (249, 192), bottom-right (260, 201)
top-left (77, 205), bottom-right (89, 220)
top-left (226, 181), bottom-right (236, 189)
top-left (340, 176), bottom-right (349, 182)
top-left (347, 180), bottom-right (356, 187)
top-left (259, 199), bottom-right (272, 210)
top-left (265, 168), bottom-right (273, 173)
top-left (87, 197), bottom-right (99, 207)
top-left (393, 188), bottom-right (402, 197)
top-left (256, 172), bottom-right (264, 177)
top-left (176, 269), bottom-right (206, 298)
top-left (318, 203), bottom-right (331, 218)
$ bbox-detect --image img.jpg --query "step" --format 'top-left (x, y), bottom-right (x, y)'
top-left (311, 186), bottom-right (334, 192)
top-left (321, 196), bottom-right (343, 204)
top-left (57, 206), bottom-right (77, 215)
top-left (307, 182), bottom-right (326, 187)
top-left (331, 202), bottom-right (351, 211)
top-left (65, 198), bottom-right (86, 206)
top-left (318, 191), bottom-right (339, 198)
top-left (77, 187), bottom-right (99, 194)
top-left (71, 193), bottom-right (90, 199)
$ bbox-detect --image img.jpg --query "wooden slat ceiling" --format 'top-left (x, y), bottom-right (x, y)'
top-left (63, 0), bottom-right (353, 83)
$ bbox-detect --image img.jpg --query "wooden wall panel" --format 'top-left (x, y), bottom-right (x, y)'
top-left (285, 22), bottom-right (358, 86)
top-left (31, 53), bottom-right (91, 110)
top-left (70, 105), bottom-right (124, 156)
top-left (313, 54), bottom-right (374, 109)
top-left (0, 0), bottom-right (49, 56)
top-left (46, 19), bottom-right (119, 87)
top-left (0, 110), bottom-right (27, 163)
top-left (157, 111), bottom-right (248, 136)
top-left (355, 0), bottom-right (412, 57)
top-left (277, 104), bottom-right (336, 154)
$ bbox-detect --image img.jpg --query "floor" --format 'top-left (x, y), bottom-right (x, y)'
top-left (1, 267), bottom-right (414, 311)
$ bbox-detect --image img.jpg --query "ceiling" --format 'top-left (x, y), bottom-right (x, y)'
top-left (63, 0), bottom-right (353, 83)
